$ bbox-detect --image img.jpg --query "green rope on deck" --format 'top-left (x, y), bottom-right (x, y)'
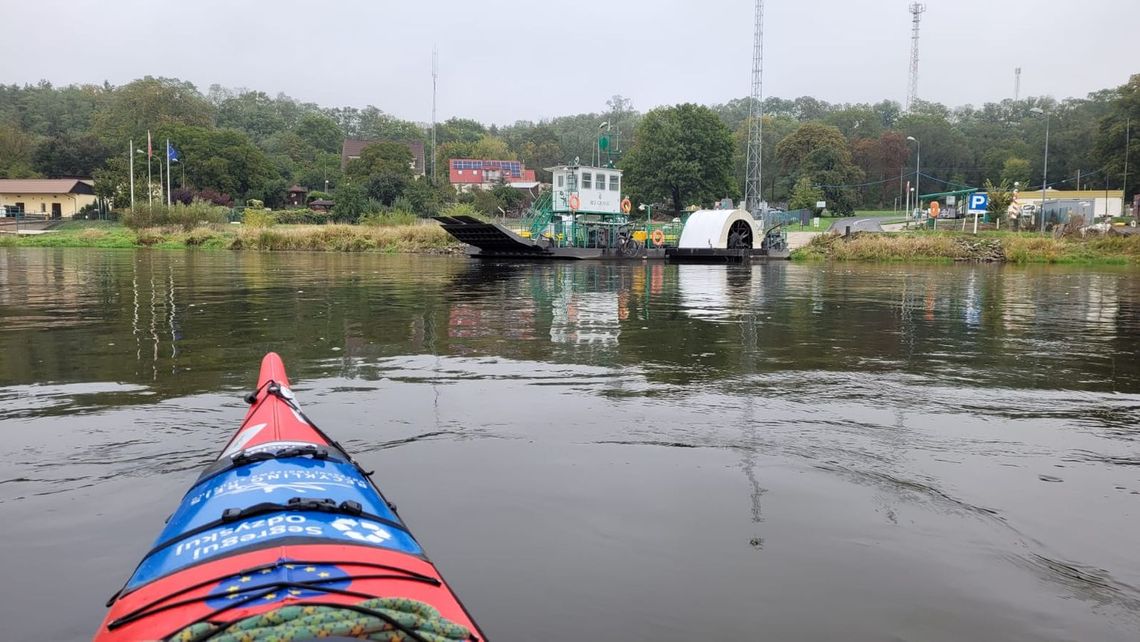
top-left (166, 596), bottom-right (472, 642)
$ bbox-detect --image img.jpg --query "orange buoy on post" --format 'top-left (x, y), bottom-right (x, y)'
top-left (569, 193), bottom-right (580, 211)
top-left (621, 197), bottom-right (632, 213)
top-left (651, 229), bottom-right (665, 247)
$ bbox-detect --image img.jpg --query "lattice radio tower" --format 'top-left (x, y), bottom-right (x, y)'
top-left (906, 3), bottom-right (926, 112)
top-left (744, 0), bottom-right (765, 214)
top-left (431, 46), bottom-right (438, 184)
top-left (1014, 67), bottom-right (1022, 101)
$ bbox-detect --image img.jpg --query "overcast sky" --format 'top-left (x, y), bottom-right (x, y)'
top-left (4, 0), bottom-right (1136, 124)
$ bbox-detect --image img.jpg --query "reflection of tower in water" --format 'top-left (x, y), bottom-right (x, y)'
top-left (690, 264), bottom-right (769, 546)
top-left (742, 267), bottom-right (767, 544)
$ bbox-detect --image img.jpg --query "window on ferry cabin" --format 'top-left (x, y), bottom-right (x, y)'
top-left (557, 175), bottom-right (564, 187)
top-left (596, 174), bottom-right (606, 191)
top-left (610, 175), bottom-right (620, 191)
top-left (582, 172), bottom-right (591, 189)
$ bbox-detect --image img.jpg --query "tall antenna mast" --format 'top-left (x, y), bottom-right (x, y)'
top-left (1014, 67), bottom-right (1022, 101)
top-left (431, 46), bottom-right (438, 184)
top-left (906, 3), bottom-right (926, 112)
top-left (744, 0), bottom-right (765, 214)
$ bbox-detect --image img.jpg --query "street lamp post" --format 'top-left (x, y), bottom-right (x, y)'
top-left (907, 136), bottom-right (920, 218)
top-left (1031, 107), bottom-right (1050, 232)
top-left (638, 202), bottom-right (653, 238)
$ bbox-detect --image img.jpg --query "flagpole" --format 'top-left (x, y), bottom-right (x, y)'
top-left (129, 140), bottom-right (135, 210)
top-left (147, 130), bottom-right (153, 207)
top-left (158, 157), bottom-right (164, 208)
top-left (166, 139), bottom-right (172, 206)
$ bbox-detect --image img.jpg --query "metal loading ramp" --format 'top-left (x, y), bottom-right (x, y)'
top-left (433, 215), bottom-right (552, 256)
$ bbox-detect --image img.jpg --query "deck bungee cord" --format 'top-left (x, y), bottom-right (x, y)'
top-left (167, 597), bottom-right (473, 642)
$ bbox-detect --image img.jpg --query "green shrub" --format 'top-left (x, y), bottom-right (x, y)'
top-left (439, 203), bottom-right (482, 220)
top-left (360, 209), bottom-right (417, 227)
top-left (275, 209), bottom-right (334, 225)
top-left (242, 208), bottom-right (276, 228)
top-left (134, 228), bottom-right (164, 245)
top-left (121, 202), bottom-right (228, 231)
top-left (182, 228), bottom-right (218, 246)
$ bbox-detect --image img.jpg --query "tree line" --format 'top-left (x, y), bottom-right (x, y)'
top-left (0, 74), bottom-right (1135, 217)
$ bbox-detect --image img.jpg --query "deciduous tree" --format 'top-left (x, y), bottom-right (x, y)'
top-left (92, 77), bottom-right (213, 145)
top-left (621, 103), bottom-right (735, 214)
top-left (777, 122), bottom-right (863, 214)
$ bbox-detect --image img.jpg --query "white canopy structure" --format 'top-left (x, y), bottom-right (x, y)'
top-left (677, 209), bottom-right (760, 249)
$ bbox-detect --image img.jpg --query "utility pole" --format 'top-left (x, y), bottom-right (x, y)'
top-left (744, 0), bottom-right (765, 214)
top-left (906, 3), bottom-right (926, 112)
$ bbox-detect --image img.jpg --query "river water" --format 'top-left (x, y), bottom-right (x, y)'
top-left (0, 248), bottom-right (1138, 641)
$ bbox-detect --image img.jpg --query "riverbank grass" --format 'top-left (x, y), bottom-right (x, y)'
top-left (793, 230), bottom-right (1140, 264)
top-left (0, 221), bottom-right (460, 253)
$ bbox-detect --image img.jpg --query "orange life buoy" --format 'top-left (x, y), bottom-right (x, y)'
top-left (621, 197), bottom-right (632, 214)
top-left (569, 193), bottom-right (580, 211)
top-left (651, 229), bottom-right (665, 247)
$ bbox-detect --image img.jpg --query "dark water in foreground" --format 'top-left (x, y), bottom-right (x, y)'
top-left (1, 248), bottom-right (1138, 641)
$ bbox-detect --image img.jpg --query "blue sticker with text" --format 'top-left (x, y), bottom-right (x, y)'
top-left (124, 457), bottom-right (419, 591)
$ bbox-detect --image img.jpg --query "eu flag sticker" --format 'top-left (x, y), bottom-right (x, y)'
top-left (205, 560), bottom-right (350, 608)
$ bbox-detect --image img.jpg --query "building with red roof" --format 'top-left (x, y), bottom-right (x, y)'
top-left (449, 159), bottom-right (537, 193)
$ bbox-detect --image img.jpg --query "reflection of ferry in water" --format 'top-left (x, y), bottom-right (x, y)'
top-left (435, 163), bottom-right (790, 262)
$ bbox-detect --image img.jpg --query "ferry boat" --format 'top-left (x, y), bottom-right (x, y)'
top-left (435, 163), bottom-right (789, 262)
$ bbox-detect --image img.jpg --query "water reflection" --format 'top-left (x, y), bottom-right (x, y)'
top-left (3, 249), bottom-right (1140, 641)
top-left (2, 251), bottom-right (1140, 402)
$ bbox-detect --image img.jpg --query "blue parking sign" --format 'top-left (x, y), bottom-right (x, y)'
top-left (968, 193), bottom-right (989, 213)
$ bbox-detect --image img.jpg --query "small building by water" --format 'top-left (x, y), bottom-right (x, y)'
top-left (0, 179), bottom-right (97, 218)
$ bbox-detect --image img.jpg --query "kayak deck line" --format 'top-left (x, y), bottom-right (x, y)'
top-left (96, 352), bottom-right (486, 641)
top-left (108, 557), bottom-right (443, 630)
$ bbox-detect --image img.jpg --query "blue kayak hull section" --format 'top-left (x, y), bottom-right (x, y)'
top-left (125, 457), bottom-right (422, 591)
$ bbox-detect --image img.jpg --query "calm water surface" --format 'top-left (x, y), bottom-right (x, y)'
top-left (1, 248), bottom-right (1138, 641)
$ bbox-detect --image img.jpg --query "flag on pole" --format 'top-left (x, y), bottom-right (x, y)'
top-left (167, 141), bottom-right (180, 162)
top-left (147, 130), bottom-right (152, 159)
top-left (166, 138), bottom-right (173, 207)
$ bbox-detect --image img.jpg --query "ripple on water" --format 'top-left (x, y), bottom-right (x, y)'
top-left (0, 381), bottom-right (153, 420)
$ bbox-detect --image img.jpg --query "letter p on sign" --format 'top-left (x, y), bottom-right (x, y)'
top-left (969, 193), bottom-right (989, 213)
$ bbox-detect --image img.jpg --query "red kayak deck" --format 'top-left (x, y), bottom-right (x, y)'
top-left (96, 353), bottom-right (484, 641)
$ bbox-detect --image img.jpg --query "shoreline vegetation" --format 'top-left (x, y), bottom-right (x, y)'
top-left (5, 221), bottom-right (1140, 264)
top-left (791, 230), bottom-right (1140, 264)
top-left (0, 221), bottom-right (461, 253)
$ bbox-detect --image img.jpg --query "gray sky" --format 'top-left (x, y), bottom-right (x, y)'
top-left (5, 0), bottom-right (1136, 124)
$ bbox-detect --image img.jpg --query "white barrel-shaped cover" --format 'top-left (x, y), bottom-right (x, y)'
top-left (677, 209), bottom-right (759, 249)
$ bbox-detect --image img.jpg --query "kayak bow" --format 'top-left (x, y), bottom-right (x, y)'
top-left (97, 352), bottom-right (484, 641)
